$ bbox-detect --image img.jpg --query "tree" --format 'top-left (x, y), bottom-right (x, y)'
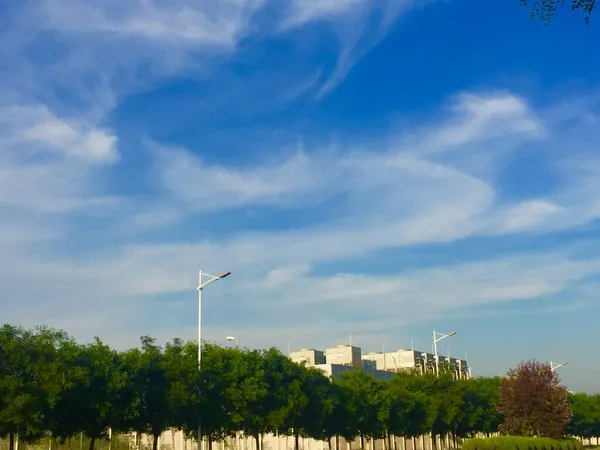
top-left (122, 336), bottom-right (172, 450)
top-left (273, 363), bottom-right (334, 450)
top-left (568, 393), bottom-right (600, 442)
top-left (198, 344), bottom-right (250, 447)
top-left (163, 339), bottom-right (200, 437)
top-left (497, 360), bottom-right (572, 439)
top-left (454, 377), bottom-right (503, 439)
top-left (295, 367), bottom-right (336, 444)
top-left (7, 323), bottom-right (594, 449)
top-left (0, 325), bottom-right (68, 450)
top-left (380, 377), bottom-right (430, 443)
top-left (52, 337), bottom-right (130, 450)
top-left (224, 347), bottom-right (270, 449)
top-left (521, 0), bottom-right (595, 23)
top-left (336, 370), bottom-right (385, 449)
top-left (427, 375), bottom-right (464, 448)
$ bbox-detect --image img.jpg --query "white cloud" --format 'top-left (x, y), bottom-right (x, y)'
top-left (0, 105), bottom-right (119, 163)
top-left (283, 0), bottom-right (369, 27)
top-left (0, 0), bottom-right (422, 111)
top-left (424, 93), bottom-right (544, 150)
top-left (155, 92), bottom-right (544, 218)
top-left (36, 0), bottom-right (266, 47)
top-left (2, 85), bottom-right (600, 352)
top-left (0, 103), bottom-right (119, 221)
top-left (493, 200), bottom-right (564, 233)
top-left (310, 0), bottom-right (428, 98)
top-left (2, 0), bottom-right (600, 357)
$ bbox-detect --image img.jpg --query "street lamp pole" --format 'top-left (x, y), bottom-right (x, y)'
top-left (550, 361), bottom-right (568, 372)
top-left (197, 270), bottom-right (231, 450)
top-left (432, 330), bottom-right (457, 378)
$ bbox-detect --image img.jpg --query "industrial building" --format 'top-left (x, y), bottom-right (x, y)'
top-left (289, 348), bottom-right (326, 365)
top-left (324, 345), bottom-right (362, 367)
top-left (290, 343), bottom-right (471, 380)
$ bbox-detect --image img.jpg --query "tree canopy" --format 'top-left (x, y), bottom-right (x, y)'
top-left (497, 360), bottom-right (572, 439)
top-left (0, 324), bottom-right (599, 450)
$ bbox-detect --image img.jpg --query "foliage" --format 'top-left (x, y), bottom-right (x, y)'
top-left (120, 336), bottom-right (173, 450)
top-left (568, 393), bottom-right (600, 439)
top-left (52, 338), bottom-right (131, 450)
top-left (462, 436), bottom-right (584, 450)
top-left (336, 370), bottom-right (385, 447)
top-left (497, 360), bottom-right (572, 439)
top-left (1, 324), bottom-right (600, 448)
top-left (0, 325), bottom-right (70, 448)
top-left (162, 339), bottom-right (200, 440)
top-left (520, 0), bottom-right (595, 23)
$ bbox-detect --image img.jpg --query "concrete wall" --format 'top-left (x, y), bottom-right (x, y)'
top-left (314, 363), bottom-right (395, 382)
top-left (290, 349), bottom-right (326, 365)
top-left (325, 346), bottom-right (362, 367)
top-left (129, 431), bottom-right (477, 450)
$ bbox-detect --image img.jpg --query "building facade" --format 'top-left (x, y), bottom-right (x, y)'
top-left (324, 345), bottom-right (362, 367)
top-left (289, 348), bottom-right (326, 365)
top-left (291, 344), bottom-right (471, 379)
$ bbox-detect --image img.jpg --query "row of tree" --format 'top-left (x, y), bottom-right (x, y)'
top-left (1, 325), bottom-right (598, 450)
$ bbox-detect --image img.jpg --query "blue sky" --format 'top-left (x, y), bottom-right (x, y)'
top-left (1, 0), bottom-right (600, 392)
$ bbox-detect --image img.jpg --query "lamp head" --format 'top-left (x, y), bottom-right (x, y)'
top-left (226, 336), bottom-right (236, 341)
top-left (219, 271), bottom-right (231, 279)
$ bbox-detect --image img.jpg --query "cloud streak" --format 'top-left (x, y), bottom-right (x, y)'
top-left (2, 78), bottom-right (600, 351)
top-left (2, 0), bottom-right (600, 382)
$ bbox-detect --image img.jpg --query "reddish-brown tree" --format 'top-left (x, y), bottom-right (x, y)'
top-left (497, 360), bottom-right (572, 438)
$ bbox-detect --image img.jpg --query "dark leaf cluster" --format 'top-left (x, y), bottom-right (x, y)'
top-left (520, 0), bottom-right (595, 23)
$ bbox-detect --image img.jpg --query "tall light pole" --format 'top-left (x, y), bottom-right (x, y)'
top-left (197, 270), bottom-right (231, 450)
top-left (550, 361), bottom-right (568, 372)
top-left (226, 336), bottom-right (239, 347)
top-left (433, 330), bottom-right (456, 377)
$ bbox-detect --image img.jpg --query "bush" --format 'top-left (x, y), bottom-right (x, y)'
top-left (463, 439), bottom-right (486, 450)
top-left (461, 437), bottom-right (585, 450)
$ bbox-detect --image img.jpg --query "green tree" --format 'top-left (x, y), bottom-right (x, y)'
top-left (274, 363), bottom-right (335, 449)
top-left (568, 393), bottom-right (600, 442)
top-left (429, 376), bottom-right (464, 448)
top-left (380, 376), bottom-right (430, 445)
top-left (190, 344), bottom-right (271, 450)
top-left (122, 336), bottom-right (172, 450)
top-left (497, 360), bottom-right (572, 439)
top-left (453, 377), bottom-right (503, 439)
top-left (521, 0), bottom-right (595, 23)
top-left (52, 338), bottom-right (130, 450)
top-left (163, 339), bottom-right (200, 437)
top-left (225, 347), bottom-right (270, 443)
top-left (336, 370), bottom-right (385, 449)
top-left (296, 367), bottom-right (336, 444)
top-left (389, 372), bottom-right (462, 448)
top-left (199, 344), bottom-right (254, 447)
top-left (257, 348), bottom-right (300, 448)
top-left (0, 325), bottom-right (67, 450)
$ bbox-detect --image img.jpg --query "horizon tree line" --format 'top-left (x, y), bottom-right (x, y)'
top-left (1, 325), bottom-right (599, 450)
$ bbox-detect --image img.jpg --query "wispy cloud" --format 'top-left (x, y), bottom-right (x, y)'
top-left (36, 0), bottom-right (265, 47)
top-left (2, 0), bottom-right (600, 372)
top-left (2, 79), bottom-right (600, 349)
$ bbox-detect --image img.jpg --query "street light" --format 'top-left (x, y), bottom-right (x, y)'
top-left (433, 330), bottom-right (457, 378)
top-left (550, 361), bottom-right (568, 372)
top-left (226, 336), bottom-right (239, 347)
top-left (197, 270), bottom-right (231, 450)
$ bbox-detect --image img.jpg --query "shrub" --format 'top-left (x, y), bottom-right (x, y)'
top-left (461, 437), bottom-right (584, 450)
top-left (463, 438), bottom-right (486, 450)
